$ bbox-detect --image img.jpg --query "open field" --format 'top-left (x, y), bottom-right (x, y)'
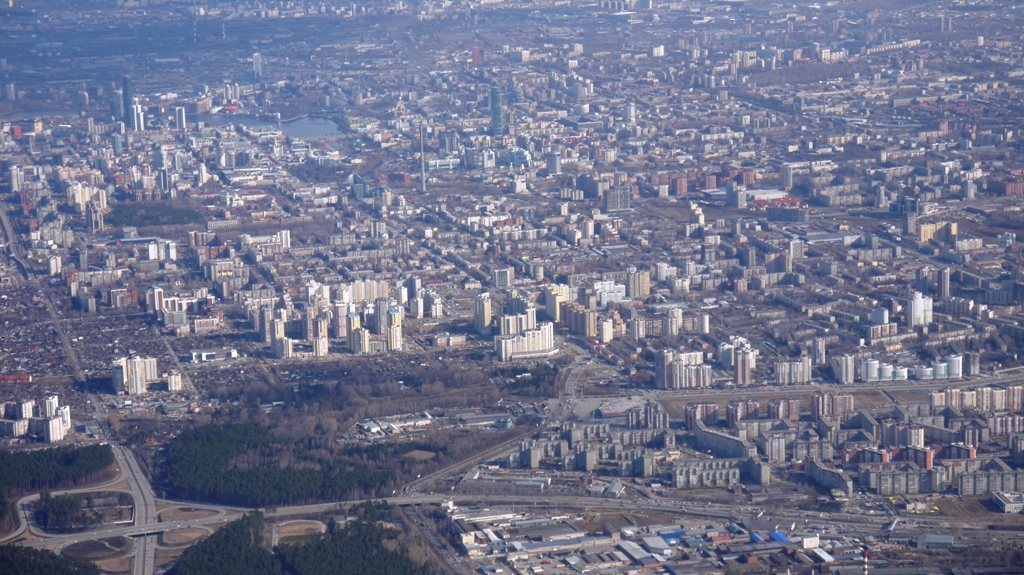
top-left (155, 547), bottom-right (188, 570)
top-left (62, 536), bottom-right (132, 561)
top-left (277, 520), bottom-right (326, 544)
top-left (403, 449), bottom-right (437, 461)
top-left (94, 556), bottom-right (132, 573)
top-left (159, 507), bottom-right (217, 522)
top-left (160, 527), bottom-right (208, 546)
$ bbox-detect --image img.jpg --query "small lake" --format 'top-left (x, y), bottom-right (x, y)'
top-left (200, 115), bottom-right (340, 138)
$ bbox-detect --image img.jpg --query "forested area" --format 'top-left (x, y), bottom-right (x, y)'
top-left (494, 363), bottom-right (561, 397)
top-left (172, 507), bottom-right (436, 575)
top-left (165, 422), bottom-right (521, 507)
top-left (36, 492), bottom-right (133, 531)
top-left (165, 423), bottom-right (392, 506)
top-left (0, 445), bottom-right (115, 496)
top-left (196, 355), bottom-right (566, 433)
top-left (0, 545), bottom-right (100, 575)
top-left (173, 512), bottom-right (281, 575)
top-left (106, 201), bottom-right (204, 227)
top-left (37, 492), bottom-right (96, 531)
top-left (276, 520), bottom-right (431, 575)
top-left (0, 493), bottom-right (12, 536)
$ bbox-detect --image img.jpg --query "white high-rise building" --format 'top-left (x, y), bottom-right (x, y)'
top-left (493, 267), bottom-right (514, 288)
top-left (599, 319), bottom-right (614, 343)
top-left (167, 371), bottom-right (183, 392)
top-left (43, 417), bottom-right (65, 443)
top-left (656, 349), bottom-right (707, 389)
top-left (495, 322), bottom-right (555, 361)
top-left (775, 355), bottom-right (812, 385)
top-left (832, 354), bottom-right (856, 384)
top-left (812, 337), bottom-right (826, 366)
top-left (253, 53), bottom-right (263, 80)
top-left (112, 356), bottom-right (158, 395)
top-left (57, 405), bottom-right (71, 434)
top-left (174, 106), bottom-right (187, 130)
top-left (906, 291), bottom-right (934, 328)
top-left (43, 394), bottom-right (59, 418)
top-left (9, 165), bottom-right (24, 192)
top-left (131, 102), bottom-right (145, 132)
top-left (474, 292), bottom-right (492, 335)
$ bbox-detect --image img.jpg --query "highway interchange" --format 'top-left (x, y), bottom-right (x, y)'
top-left (5, 355), bottom-right (1024, 574)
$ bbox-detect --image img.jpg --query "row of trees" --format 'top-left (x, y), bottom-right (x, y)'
top-left (172, 509), bottom-right (434, 575)
top-left (0, 545), bottom-right (99, 575)
top-left (0, 444), bottom-right (115, 496)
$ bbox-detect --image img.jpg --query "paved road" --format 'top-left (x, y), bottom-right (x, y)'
top-left (40, 288), bottom-right (87, 383)
top-left (113, 444), bottom-right (158, 575)
top-left (6, 445), bottom-right (168, 575)
top-left (10, 352), bottom-right (1024, 573)
top-left (403, 360), bottom-right (585, 496)
top-left (0, 470), bottom-right (130, 544)
top-left (403, 505), bottom-right (467, 575)
top-left (14, 470), bottom-right (1016, 573)
top-left (0, 202), bottom-right (86, 382)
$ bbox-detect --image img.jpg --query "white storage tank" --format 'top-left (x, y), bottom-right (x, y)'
top-left (880, 364), bottom-right (894, 381)
top-left (894, 367), bottom-right (909, 380)
top-left (946, 355), bottom-right (963, 378)
top-left (863, 359), bottom-right (880, 381)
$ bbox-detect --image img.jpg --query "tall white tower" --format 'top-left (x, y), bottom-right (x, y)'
top-left (253, 53), bottom-right (263, 81)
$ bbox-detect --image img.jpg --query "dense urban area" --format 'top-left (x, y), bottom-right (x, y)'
top-left (2, 0), bottom-right (1024, 574)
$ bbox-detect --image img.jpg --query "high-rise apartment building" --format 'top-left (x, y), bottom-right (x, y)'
top-left (474, 292), bottom-right (492, 335)
top-left (906, 291), bottom-right (934, 328)
top-left (493, 267), bottom-right (514, 288)
top-left (735, 348), bottom-right (756, 385)
top-left (253, 53), bottom-right (263, 80)
top-left (625, 266), bottom-right (650, 298)
top-left (832, 354), bottom-right (856, 384)
top-left (130, 103), bottom-right (145, 132)
top-left (490, 87), bottom-right (505, 137)
top-left (812, 392), bottom-right (855, 422)
top-left (112, 356), bottom-right (158, 395)
top-left (495, 322), bottom-right (555, 361)
top-left (604, 186), bottom-right (632, 212)
top-left (174, 106), bottom-right (187, 130)
top-left (939, 267), bottom-right (951, 300)
top-left (768, 398), bottom-right (800, 421)
top-left (121, 76), bottom-right (133, 123)
top-left (812, 337), bottom-right (827, 366)
top-left (543, 284), bottom-right (571, 323)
